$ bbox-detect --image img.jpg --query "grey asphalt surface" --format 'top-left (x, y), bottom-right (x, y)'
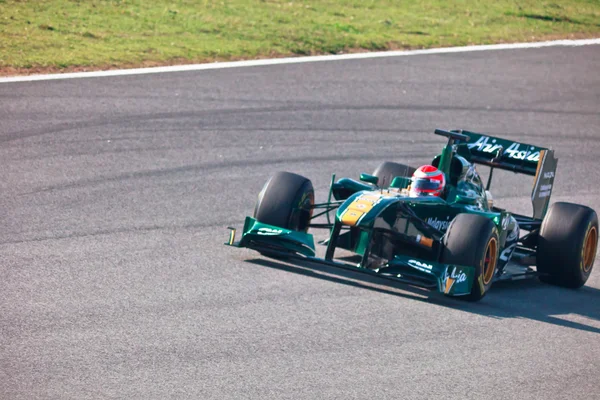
top-left (1, 45), bottom-right (600, 400)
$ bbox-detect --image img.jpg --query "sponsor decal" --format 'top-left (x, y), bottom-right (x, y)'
top-left (467, 136), bottom-right (503, 154)
top-left (257, 227), bottom-right (284, 235)
top-left (504, 142), bottom-right (540, 162)
top-left (449, 267), bottom-right (467, 283)
top-left (407, 259), bottom-right (433, 272)
top-left (340, 192), bottom-right (396, 226)
top-left (543, 171), bottom-right (555, 179)
top-left (426, 216), bottom-right (451, 231)
top-left (538, 183), bottom-right (553, 198)
top-left (467, 136), bottom-right (540, 162)
top-left (443, 266), bottom-right (467, 294)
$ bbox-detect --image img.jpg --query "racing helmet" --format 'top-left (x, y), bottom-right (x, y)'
top-left (410, 165), bottom-right (446, 197)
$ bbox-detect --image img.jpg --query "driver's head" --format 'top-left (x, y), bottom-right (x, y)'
top-left (410, 165), bottom-right (446, 197)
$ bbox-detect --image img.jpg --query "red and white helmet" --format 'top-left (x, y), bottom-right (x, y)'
top-left (410, 165), bottom-right (446, 197)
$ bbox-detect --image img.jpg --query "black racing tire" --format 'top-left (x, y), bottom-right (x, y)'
top-left (537, 202), bottom-right (598, 288)
top-left (372, 162), bottom-right (416, 188)
top-left (253, 171), bottom-right (314, 232)
top-left (441, 213), bottom-right (500, 302)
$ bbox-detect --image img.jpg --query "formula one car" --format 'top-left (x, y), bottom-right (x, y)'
top-left (225, 129), bottom-right (598, 301)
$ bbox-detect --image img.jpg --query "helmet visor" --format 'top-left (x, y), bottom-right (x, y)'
top-left (412, 178), bottom-right (442, 191)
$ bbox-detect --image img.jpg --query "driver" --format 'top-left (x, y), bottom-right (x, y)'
top-left (409, 165), bottom-right (446, 197)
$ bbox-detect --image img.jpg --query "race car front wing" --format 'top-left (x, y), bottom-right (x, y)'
top-left (226, 217), bottom-right (476, 297)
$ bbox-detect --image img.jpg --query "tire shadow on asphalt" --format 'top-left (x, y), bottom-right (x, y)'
top-left (245, 256), bottom-right (600, 335)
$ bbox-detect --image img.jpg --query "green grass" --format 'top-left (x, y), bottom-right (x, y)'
top-left (1, 0), bottom-right (599, 73)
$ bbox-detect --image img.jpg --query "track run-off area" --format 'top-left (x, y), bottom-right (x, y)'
top-left (1, 41), bottom-right (600, 399)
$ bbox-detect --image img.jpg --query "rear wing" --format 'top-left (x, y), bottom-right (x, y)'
top-left (455, 130), bottom-right (558, 220)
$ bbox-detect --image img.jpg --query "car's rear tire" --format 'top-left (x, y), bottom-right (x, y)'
top-left (253, 171), bottom-right (314, 232)
top-left (441, 214), bottom-right (499, 301)
top-left (372, 162), bottom-right (416, 188)
top-left (537, 202), bottom-right (598, 288)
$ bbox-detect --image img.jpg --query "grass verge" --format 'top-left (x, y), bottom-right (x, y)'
top-left (1, 0), bottom-right (599, 75)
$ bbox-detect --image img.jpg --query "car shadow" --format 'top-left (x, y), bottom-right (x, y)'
top-left (246, 256), bottom-right (600, 335)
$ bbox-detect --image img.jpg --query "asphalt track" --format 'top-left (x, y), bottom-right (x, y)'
top-left (1, 45), bottom-right (600, 399)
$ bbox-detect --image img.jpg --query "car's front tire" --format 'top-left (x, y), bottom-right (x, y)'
top-left (441, 213), bottom-right (499, 301)
top-left (253, 171), bottom-right (314, 232)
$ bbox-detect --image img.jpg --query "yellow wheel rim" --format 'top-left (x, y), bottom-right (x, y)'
top-left (482, 237), bottom-right (498, 285)
top-left (583, 226), bottom-right (598, 273)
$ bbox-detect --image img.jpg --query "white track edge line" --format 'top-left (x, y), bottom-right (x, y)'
top-left (2, 38), bottom-right (599, 83)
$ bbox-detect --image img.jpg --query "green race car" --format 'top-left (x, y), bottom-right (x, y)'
top-left (226, 129), bottom-right (598, 301)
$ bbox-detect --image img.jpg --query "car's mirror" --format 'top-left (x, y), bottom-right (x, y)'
top-left (360, 173), bottom-right (379, 185)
